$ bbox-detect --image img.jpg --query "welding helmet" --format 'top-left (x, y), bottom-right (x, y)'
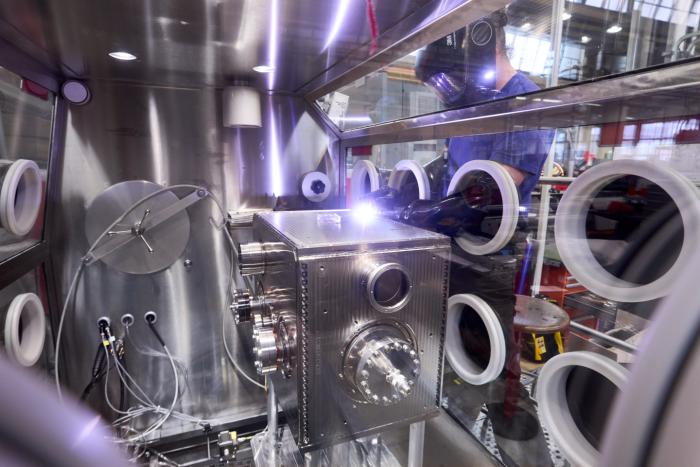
top-left (415, 9), bottom-right (507, 107)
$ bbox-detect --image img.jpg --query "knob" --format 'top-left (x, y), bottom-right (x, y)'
top-left (238, 242), bottom-right (293, 276)
top-left (343, 324), bottom-right (420, 406)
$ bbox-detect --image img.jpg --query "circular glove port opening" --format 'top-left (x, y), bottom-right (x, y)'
top-left (388, 160), bottom-right (431, 202)
top-left (565, 365), bottom-right (618, 452)
top-left (350, 160), bottom-right (380, 206)
top-left (367, 264), bottom-right (412, 313)
top-left (445, 294), bottom-right (505, 385)
top-left (447, 160), bottom-right (519, 255)
top-left (584, 175), bottom-right (682, 285)
top-left (536, 351), bottom-right (629, 467)
top-left (555, 160), bottom-right (700, 302)
top-left (0, 159), bottom-right (43, 237)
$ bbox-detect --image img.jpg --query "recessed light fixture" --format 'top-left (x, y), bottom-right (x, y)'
top-left (108, 51), bottom-right (137, 61)
top-left (521, 22), bottom-right (532, 31)
top-left (581, 35), bottom-right (591, 44)
top-left (562, 12), bottom-right (572, 20)
top-left (253, 64), bottom-right (275, 74)
top-left (606, 24), bottom-right (623, 34)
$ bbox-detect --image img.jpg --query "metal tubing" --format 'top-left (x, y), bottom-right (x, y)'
top-left (531, 143), bottom-right (557, 297)
top-left (408, 420), bottom-right (426, 467)
top-left (570, 321), bottom-right (638, 354)
top-left (538, 176), bottom-right (576, 185)
top-left (267, 378), bottom-right (278, 465)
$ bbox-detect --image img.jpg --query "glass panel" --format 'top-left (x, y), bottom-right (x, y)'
top-left (319, 0), bottom-right (700, 130)
top-left (345, 113), bottom-right (700, 465)
top-left (0, 67), bottom-right (54, 262)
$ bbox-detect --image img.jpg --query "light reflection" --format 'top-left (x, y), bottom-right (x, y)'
top-left (267, 98), bottom-right (283, 196)
top-left (606, 24), bottom-right (623, 34)
top-left (323, 0), bottom-right (352, 51)
top-left (148, 95), bottom-right (168, 183)
top-left (337, 115), bottom-right (373, 123)
top-left (352, 201), bottom-right (380, 223)
top-left (267, 0), bottom-right (279, 90)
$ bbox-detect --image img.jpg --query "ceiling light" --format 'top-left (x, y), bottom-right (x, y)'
top-left (562, 12), bottom-right (572, 20)
top-left (581, 35), bottom-right (591, 44)
top-left (253, 65), bottom-right (275, 74)
top-left (108, 51), bottom-right (137, 61)
top-left (606, 24), bottom-right (623, 34)
top-left (520, 22), bottom-right (532, 31)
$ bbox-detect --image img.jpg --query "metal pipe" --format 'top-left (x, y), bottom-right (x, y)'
top-left (549, 0), bottom-right (566, 87)
top-left (267, 377), bottom-right (277, 434)
top-left (569, 321), bottom-right (638, 354)
top-left (408, 420), bottom-right (426, 467)
top-left (531, 142), bottom-right (557, 297)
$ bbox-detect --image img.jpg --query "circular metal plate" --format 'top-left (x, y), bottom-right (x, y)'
top-left (85, 180), bottom-right (191, 275)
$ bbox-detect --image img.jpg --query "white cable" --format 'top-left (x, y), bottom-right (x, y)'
top-left (55, 184), bottom-right (204, 401)
top-left (223, 312), bottom-right (265, 390)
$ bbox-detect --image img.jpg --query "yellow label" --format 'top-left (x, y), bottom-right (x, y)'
top-left (533, 334), bottom-right (547, 361)
top-left (554, 332), bottom-right (564, 354)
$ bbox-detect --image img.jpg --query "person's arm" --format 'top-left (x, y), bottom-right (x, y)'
top-left (498, 162), bottom-right (526, 186)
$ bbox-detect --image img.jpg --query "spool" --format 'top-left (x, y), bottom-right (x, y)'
top-left (536, 351), bottom-right (629, 467)
top-left (445, 294), bottom-right (506, 385)
top-left (3, 293), bottom-right (46, 367)
top-left (0, 159), bottom-right (43, 237)
top-left (300, 171), bottom-right (331, 203)
top-left (387, 159), bottom-right (431, 201)
top-left (554, 160), bottom-right (700, 302)
top-left (350, 160), bottom-right (380, 206)
top-left (446, 160), bottom-right (519, 255)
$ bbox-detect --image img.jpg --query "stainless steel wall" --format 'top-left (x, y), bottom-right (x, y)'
top-left (52, 81), bottom-right (339, 436)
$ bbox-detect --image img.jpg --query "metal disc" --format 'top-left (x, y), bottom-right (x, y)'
top-left (85, 180), bottom-right (191, 275)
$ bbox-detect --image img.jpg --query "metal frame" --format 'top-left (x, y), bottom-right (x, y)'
top-left (335, 58), bottom-right (700, 149)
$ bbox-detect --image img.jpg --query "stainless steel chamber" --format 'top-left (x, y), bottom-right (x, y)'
top-left (234, 210), bottom-right (450, 451)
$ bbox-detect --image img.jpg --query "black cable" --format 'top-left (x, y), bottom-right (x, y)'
top-left (80, 342), bottom-right (107, 401)
top-left (147, 322), bottom-right (166, 348)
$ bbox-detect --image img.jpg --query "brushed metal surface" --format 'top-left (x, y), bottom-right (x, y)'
top-left (0, 0), bottom-right (433, 91)
top-left (248, 210), bottom-right (450, 452)
top-left (257, 210), bottom-right (447, 254)
top-left (84, 180), bottom-right (191, 275)
top-left (52, 82), bottom-right (338, 438)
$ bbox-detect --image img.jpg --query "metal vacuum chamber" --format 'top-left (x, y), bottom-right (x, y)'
top-left (233, 210), bottom-right (450, 452)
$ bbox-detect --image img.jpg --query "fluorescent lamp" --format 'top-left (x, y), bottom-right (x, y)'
top-left (581, 35), bottom-right (591, 44)
top-left (606, 24), bottom-right (622, 34)
top-left (108, 51), bottom-right (137, 61)
top-left (253, 65), bottom-right (275, 74)
top-left (562, 12), bottom-right (572, 20)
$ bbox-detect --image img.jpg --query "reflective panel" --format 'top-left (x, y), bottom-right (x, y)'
top-left (0, 67), bottom-right (52, 262)
top-left (321, 0), bottom-right (700, 130)
top-left (344, 111), bottom-right (700, 465)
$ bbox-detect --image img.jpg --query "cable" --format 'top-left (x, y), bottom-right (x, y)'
top-left (222, 311), bottom-right (265, 390)
top-left (53, 184), bottom-right (264, 448)
top-left (55, 185), bottom-right (205, 400)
